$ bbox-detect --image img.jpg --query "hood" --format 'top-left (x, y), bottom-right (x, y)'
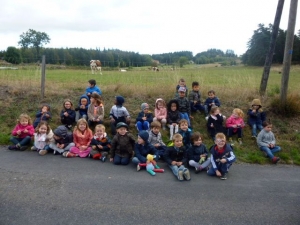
top-left (53, 125), bottom-right (68, 138)
top-left (79, 94), bottom-right (90, 105)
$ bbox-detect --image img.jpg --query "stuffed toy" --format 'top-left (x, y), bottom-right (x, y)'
top-left (199, 156), bottom-right (206, 164)
top-left (138, 154), bottom-right (164, 176)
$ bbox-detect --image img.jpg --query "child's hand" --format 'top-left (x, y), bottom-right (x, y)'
top-left (210, 123), bottom-right (214, 128)
top-left (200, 154), bottom-right (206, 158)
top-left (193, 101), bottom-right (197, 105)
top-left (220, 158), bottom-right (227, 163)
top-left (172, 123), bottom-right (177, 126)
top-left (171, 161), bottom-right (177, 165)
top-left (97, 145), bottom-right (103, 149)
top-left (23, 129), bottom-right (28, 133)
top-left (80, 105), bottom-right (85, 109)
top-left (64, 112), bottom-right (69, 117)
top-left (216, 170), bottom-right (222, 177)
top-left (142, 117), bottom-right (146, 121)
top-left (59, 144), bottom-right (65, 149)
top-left (154, 143), bottom-right (160, 147)
top-left (17, 130), bottom-right (21, 135)
top-left (233, 125), bottom-right (237, 128)
top-left (252, 109), bottom-right (256, 113)
top-left (110, 118), bottom-right (115, 122)
top-left (110, 158), bottom-right (113, 162)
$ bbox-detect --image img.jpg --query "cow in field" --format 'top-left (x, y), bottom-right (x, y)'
top-left (152, 67), bottom-right (159, 72)
top-left (90, 60), bottom-right (102, 74)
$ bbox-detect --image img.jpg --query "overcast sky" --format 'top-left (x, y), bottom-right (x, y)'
top-left (0, 0), bottom-right (299, 56)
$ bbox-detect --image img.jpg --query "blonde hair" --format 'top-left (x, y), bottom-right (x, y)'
top-left (95, 124), bottom-right (105, 132)
top-left (35, 121), bottom-right (51, 134)
top-left (179, 119), bottom-right (188, 127)
top-left (151, 121), bottom-right (161, 128)
top-left (63, 99), bottom-right (74, 110)
top-left (233, 108), bottom-right (244, 118)
top-left (215, 133), bottom-right (226, 141)
top-left (172, 133), bottom-right (183, 142)
top-left (75, 118), bottom-right (91, 133)
top-left (210, 106), bottom-right (219, 115)
top-left (18, 113), bottom-right (32, 125)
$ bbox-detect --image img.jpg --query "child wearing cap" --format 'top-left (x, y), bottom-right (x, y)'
top-left (132, 130), bottom-right (158, 170)
top-left (136, 103), bottom-right (153, 132)
top-left (176, 86), bottom-right (191, 127)
top-left (109, 96), bottom-right (131, 135)
top-left (110, 122), bottom-right (136, 165)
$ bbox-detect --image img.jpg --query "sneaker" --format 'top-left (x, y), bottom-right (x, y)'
top-left (220, 173), bottom-right (227, 180)
top-left (39, 149), bottom-right (48, 156)
top-left (205, 116), bottom-right (209, 121)
top-left (229, 138), bottom-right (234, 146)
top-left (238, 138), bottom-right (243, 145)
top-left (251, 135), bottom-right (257, 139)
top-left (177, 170), bottom-right (184, 181)
top-left (195, 166), bottom-right (202, 174)
top-left (8, 145), bottom-right (17, 150)
top-left (19, 146), bottom-right (28, 151)
top-left (137, 164), bottom-right (141, 171)
top-left (53, 150), bottom-right (57, 155)
top-left (272, 157), bottom-right (280, 164)
top-left (31, 146), bottom-right (37, 151)
top-left (62, 151), bottom-right (76, 158)
top-left (100, 156), bottom-right (106, 162)
top-left (183, 169), bottom-right (191, 181)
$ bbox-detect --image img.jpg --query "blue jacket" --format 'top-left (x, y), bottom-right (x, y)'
top-left (204, 97), bottom-right (221, 112)
top-left (178, 129), bottom-right (192, 148)
top-left (247, 109), bottom-right (266, 126)
top-left (136, 111), bottom-right (153, 123)
top-left (134, 142), bottom-right (157, 163)
top-left (33, 107), bottom-right (52, 128)
top-left (86, 85), bottom-right (102, 96)
top-left (209, 144), bottom-right (236, 171)
top-left (187, 144), bottom-right (208, 162)
top-left (76, 94), bottom-right (90, 116)
top-left (60, 109), bottom-right (76, 122)
top-left (164, 146), bottom-right (188, 165)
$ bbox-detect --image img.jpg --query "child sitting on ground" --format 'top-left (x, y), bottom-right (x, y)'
top-left (167, 99), bottom-right (180, 140)
top-left (247, 98), bottom-right (266, 138)
top-left (176, 87), bottom-right (191, 127)
top-left (136, 103), bottom-right (153, 132)
top-left (109, 96), bottom-right (131, 135)
top-left (90, 124), bottom-right (111, 162)
top-left (148, 121), bottom-right (167, 160)
top-left (175, 78), bottom-right (188, 98)
top-left (110, 122), bottom-right (136, 165)
top-left (257, 121), bottom-right (281, 164)
top-left (207, 133), bottom-right (236, 180)
top-left (188, 81), bottom-right (205, 114)
top-left (86, 79), bottom-right (102, 98)
top-left (226, 108), bottom-right (245, 145)
top-left (49, 125), bottom-right (75, 155)
top-left (164, 133), bottom-right (190, 181)
top-left (132, 130), bottom-right (157, 169)
top-left (204, 90), bottom-right (221, 116)
top-left (87, 93), bottom-right (104, 127)
top-left (9, 113), bottom-right (35, 151)
top-left (187, 132), bottom-right (210, 173)
top-left (207, 106), bottom-right (226, 140)
top-left (177, 119), bottom-right (192, 148)
top-left (33, 104), bottom-right (52, 128)
top-left (75, 94), bottom-right (90, 122)
top-left (64, 118), bottom-right (93, 158)
top-left (32, 121), bottom-right (54, 156)
top-left (153, 98), bottom-right (167, 130)
top-left (60, 99), bottom-right (76, 129)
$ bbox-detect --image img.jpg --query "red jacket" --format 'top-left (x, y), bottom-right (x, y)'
top-left (12, 124), bottom-right (34, 138)
top-left (73, 128), bottom-right (93, 148)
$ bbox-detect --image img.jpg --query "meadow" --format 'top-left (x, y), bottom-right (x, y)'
top-left (0, 63), bottom-right (300, 165)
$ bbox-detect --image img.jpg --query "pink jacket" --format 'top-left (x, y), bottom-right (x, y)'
top-left (226, 115), bottom-right (245, 132)
top-left (12, 124), bottom-right (35, 138)
top-left (73, 129), bottom-right (93, 148)
top-left (154, 108), bottom-right (167, 120)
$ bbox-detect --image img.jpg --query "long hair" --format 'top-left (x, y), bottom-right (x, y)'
top-left (18, 113), bottom-right (32, 125)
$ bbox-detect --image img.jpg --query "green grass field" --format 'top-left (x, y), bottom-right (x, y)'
top-left (1, 64), bottom-right (300, 165)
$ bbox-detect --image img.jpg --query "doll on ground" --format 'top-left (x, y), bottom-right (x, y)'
top-left (8, 113), bottom-right (35, 151)
top-left (137, 154), bottom-right (164, 176)
top-left (32, 121), bottom-right (54, 156)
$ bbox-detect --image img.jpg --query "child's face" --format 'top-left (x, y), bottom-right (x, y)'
top-left (232, 112), bottom-right (239, 118)
top-left (178, 91), bottom-right (185, 97)
top-left (64, 101), bottom-right (72, 109)
top-left (137, 136), bottom-right (145, 145)
top-left (20, 118), bottom-right (29, 126)
top-left (152, 126), bottom-right (160, 134)
top-left (53, 134), bottom-right (61, 140)
top-left (81, 98), bottom-right (88, 106)
top-left (193, 85), bottom-right (200, 92)
top-left (174, 138), bottom-right (183, 148)
top-left (117, 127), bottom-right (127, 135)
top-left (213, 109), bottom-right (220, 115)
top-left (88, 83), bottom-right (94, 88)
top-left (264, 125), bottom-right (272, 132)
top-left (180, 123), bottom-right (188, 131)
top-left (143, 108), bottom-right (149, 114)
top-left (78, 122), bottom-right (87, 131)
top-left (95, 128), bottom-right (104, 136)
top-left (179, 81), bottom-right (185, 86)
top-left (90, 97), bottom-right (95, 104)
top-left (215, 138), bottom-right (226, 149)
top-left (171, 103), bottom-right (177, 111)
top-left (38, 124), bottom-right (48, 134)
top-left (252, 105), bottom-right (259, 109)
top-left (157, 102), bottom-right (164, 109)
top-left (194, 137), bottom-right (202, 146)
top-left (41, 106), bottom-right (48, 112)
top-left (208, 93), bottom-right (215, 99)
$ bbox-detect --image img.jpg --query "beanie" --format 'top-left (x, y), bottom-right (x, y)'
top-left (178, 87), bottom-right (186, 92)
top-left (116, 96), bottom-right (125, 105)
top-left (138, 130), bottom-right (149, 143)
top-left (141, 103), bottom-right (149, 111)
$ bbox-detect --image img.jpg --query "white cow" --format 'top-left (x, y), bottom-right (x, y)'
top-left (90, 60), bottom-right (102, 74)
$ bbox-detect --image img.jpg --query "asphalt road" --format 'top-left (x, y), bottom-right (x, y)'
top-left (0, 147), bottom-right (299, 225)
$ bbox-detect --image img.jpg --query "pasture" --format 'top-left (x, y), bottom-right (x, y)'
top-left (0, 64), bottom-right (300, 165)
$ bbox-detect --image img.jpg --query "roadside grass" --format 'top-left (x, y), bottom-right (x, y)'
top-left (0, 64), bottom-right (300, 165)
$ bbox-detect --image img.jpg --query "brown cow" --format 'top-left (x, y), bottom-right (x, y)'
top-left (90, 60), bottom-right (102, 74)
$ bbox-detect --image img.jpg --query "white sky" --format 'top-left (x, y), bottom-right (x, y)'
top-left (0, 0), bottom-right (299, 56)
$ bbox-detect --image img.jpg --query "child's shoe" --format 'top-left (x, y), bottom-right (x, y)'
top-left (100, 156), bottom-right (106, 162)
top-left (183, 168), bottom-right (191, 181)
top-left (62, 151), bottom-right (77, 158)
top-left (31, 146), bottom-right (37, 151)
top-left (19, 145), bottom-right (28, 151)
top-left (238, 138), bottom-right (243, 145)
top-left (272, 157), bottom-right (280, 164)
top-left (8, 145), bottom-right (17, 150)
top-left (229, 138), bottom-right (234, 146)
top-left (137, 164), bottom-right (141, 171)
top-left (251, 135), bottom-right (257, 139)
top-left (177, 170), bottom-right (184, 181)
top-left (220, 173), bottom-right (227, 180)
top-left (39, 149), bottom-right (48, 156)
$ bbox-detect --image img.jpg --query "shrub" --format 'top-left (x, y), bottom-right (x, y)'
top-left (270, 93), bottom-right (300, 117)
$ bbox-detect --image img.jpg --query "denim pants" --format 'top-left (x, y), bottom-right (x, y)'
top-left (114, 154), bottom-right (130, 165)
top-left (260, 146), bottom-right (281, 159)
top-left (190, 102), bottom-right (205, 112)
top-left (132, 157), bottom-right (141, 165)
top-left (180, 113), bottom-right (190, 127)
top-left (10, 136), bottom-right (31, 146)
top-left (227, 127), bottom-right (243, 138)
top-left (207, 163), bottom-right (232, 176)
top-left (168, 165), bottom-right (185, 177)
top-left (136, 121), bottom-right (150, 131)
top-left (251, 124), bottom-right (263, 136)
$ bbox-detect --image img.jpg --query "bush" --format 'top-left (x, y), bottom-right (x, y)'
top-left (270, 94), bottom-right (300, 117)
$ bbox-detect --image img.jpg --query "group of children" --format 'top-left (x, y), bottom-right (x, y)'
top-left (7, 78), bottom-right (282, 181)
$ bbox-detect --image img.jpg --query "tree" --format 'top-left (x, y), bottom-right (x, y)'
top-left (4, 47), bottom-right (21, 64)
top-left (178, 56), bottom-right (188, 67)
top-left (18, 29), bottom-right (50, 58)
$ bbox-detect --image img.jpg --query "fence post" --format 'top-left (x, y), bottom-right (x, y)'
top-left (41, 55), bottom-right (46, 99)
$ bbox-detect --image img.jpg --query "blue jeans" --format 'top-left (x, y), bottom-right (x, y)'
top-left (190, 102), bottom-right (205, 113)
top-left (207, 163), bottom-right (232, 176)
top-left (180, 113), bottom-right (190, 127)
top-left (132, 157), bottom-right (141, 165)
top-left (10, 136), bottom-right (31, 146)
top-left (114, 155), bottom-right (130, 165)
top-left (251, 124), bottom-right (263, 136)
top-left (168, 165), bottom-right (185, 177)
top-left (260, 146), bottom-right (281, 159)
top-left (136, 121), bottom-right (150, 131)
